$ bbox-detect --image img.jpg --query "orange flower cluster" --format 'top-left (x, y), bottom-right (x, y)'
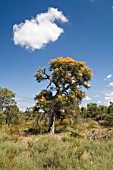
top-left (51, 57), bottom-right (88, 68)
top-left (39, 96), bottom-right (45, 102)
top-left (82, 92), bottom-right (86, 97)
top-left (78, 73), bottom-right (83, 77)
top-left (71, 95), bottom-right (75, 99)
top-left (74, 89), bottom-right (78, 93)
top-left (55, 68), bottom-right (59, 71)
top-left (58, 95), bottom-right (62, 99)
top-left (79, 61), bottom-right (86, 66)
top-left (55, 87), bottom-right (59, 91)
top-left (51, 57), bottom-right (76, 64)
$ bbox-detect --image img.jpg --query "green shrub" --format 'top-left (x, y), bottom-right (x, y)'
top-left (0, 141), bottom-right (24, 169)
top-left (87, 120), bottom-right (98, 129)
top-left (66, 126), bottom-right (82, 137)
top-left (30, 135), bottom-right (113, 170)
top-left (0, 130), bottom-right (113, 170)
top-left (55, 125), bottom-right (66, 133)
top-left (30, 136), bottom-right (86, 170)
top-left (0, 130), bottom-right (11, 142)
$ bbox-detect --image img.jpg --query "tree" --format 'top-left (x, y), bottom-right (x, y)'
top-left (4, 104), bottom-right (20, 126)
top-left (0, 87), bottom-right (17, 125)
top-left (96, 105), bottom-right (107, 121)
top-left (24, 107), bottom-right (36, 122)
top-left (0, 87), bottom-right (16, 111)
top-left (34, 57), bottom-right (93, 134)
top-left (80, 106), bottom-right (88, 118)
top-left (87, 103), bottom-right (99, 118)
top-left (107, 102), bottom-right (113, 114)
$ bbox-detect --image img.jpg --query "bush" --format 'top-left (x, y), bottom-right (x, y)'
top-left (0, 141), bottom-right (24, 169)
top-left (0, 130), bottom-right (113, 170)
top-left (30, 135), bottom-right (113, 170)
top-left (87, 120), bottom-right (98, 129)
top-left (30, 136), bottom-right (87, 169)
top-left (0, 130), bottom-right (11, 142)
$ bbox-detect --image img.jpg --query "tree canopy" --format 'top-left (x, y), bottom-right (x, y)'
top-left (0, 87), bottom-right (16, 112)
top-left (0, 87), bottom-right (19, 125)
top-left (34, 57), bottom-right (93, 133)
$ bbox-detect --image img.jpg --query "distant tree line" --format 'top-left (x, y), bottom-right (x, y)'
top-left (0, 57), bottom-right (113, 134)
top-left (0, 86), bottom-right (113, 134)
top-left (80, 102), bottom-right (113, 126)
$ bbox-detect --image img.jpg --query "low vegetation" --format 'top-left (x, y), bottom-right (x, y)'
top-left (1, 57), bottom-right (113, 169)
top-left (0, 128), bottom-right (113, 170)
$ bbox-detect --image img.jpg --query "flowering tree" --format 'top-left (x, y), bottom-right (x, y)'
top-left (34, 57), bottom-right (93, 134)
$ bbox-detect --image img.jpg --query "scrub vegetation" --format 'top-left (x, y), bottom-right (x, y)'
top-left (0, 57), bottom-right (113, 169)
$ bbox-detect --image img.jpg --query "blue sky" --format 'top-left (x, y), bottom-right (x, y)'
top-left (0, 0), bottom-right (113, 110)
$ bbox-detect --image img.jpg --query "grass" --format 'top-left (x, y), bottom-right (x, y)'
top-left (0, 126), bottom-right (113, 170)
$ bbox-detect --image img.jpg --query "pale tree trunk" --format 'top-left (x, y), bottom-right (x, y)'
top-left (48, 113), bottom-right (55, 134)
top-left (48, 101), bottom-right (55, 134)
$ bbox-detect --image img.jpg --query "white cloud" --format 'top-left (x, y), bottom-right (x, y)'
top-left (108, 82), bottom-right (113, 87)
top-left (105, 91), bottom-right (113, 105)
top-left (13, 7), bottom-right (68, 51)
top-left (104, 74), bottom-right (112, 80)
top-left (94, 95), bottom-right (99, 98)
top-left (97, 101), bottom-right (101, 104)
top-left (15, 95), bottom-right (35, 111)
top-left (105, 91), bottom-right (113, 97)
top-left (84, 96), bottom-right (92, 101)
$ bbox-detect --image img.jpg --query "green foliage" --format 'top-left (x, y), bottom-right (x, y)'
top-left (24, 107), bottom-right (36, 122)
top-left (0, 113), bottom-right (6, 125)
top-left (66, 126), bottom-right (81, 137)
top-left (80, 102), bottom-right (113, 127)
top-left (34, 57), bottom-right (93, 133)
top-left (0, 141), bottom-right (24, 170)
top-left (0, 87), bottom-right (20, 126)
top-left (30, 136), bottom-right (113, 170)
top-left (4, 104), bottom-right (20, 126)
top-left (87, 103), bottom-right (99, 118)
top-left (107, 102), bottom-right (113, 114)
top-left (34, 57), bottom-right (92, 112)
top-left (0, 130), bottom-right (113, 170)
top-left (0, 87), bottom-right (16, 111)
top-left (0, 130), bottom-right (12, 142)
top-left (87, 120), bottom-right (98, 129)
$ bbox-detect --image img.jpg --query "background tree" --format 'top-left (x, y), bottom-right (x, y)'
top-left (80, 106), bottom-right (88, 118)
top-left (0, 87), bottom-right (18, 125)
top-left (96, 105), bottom-right (107, 121)
top-left (87, 103), bottom-right (99, 118)
top-left (107, 102), bottom-right (113, 114)
top-left (34, 57), bottom-right (93, 134)
top-left (24, 107), bottom-right (36, 122)
top-left (4, 104), bottom-right (20, 126)
top-left (0, 87), bottom-right (16, 111)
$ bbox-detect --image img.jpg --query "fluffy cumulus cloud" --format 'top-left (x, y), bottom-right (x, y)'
top-left (13, 7), bottom-right (68, 51)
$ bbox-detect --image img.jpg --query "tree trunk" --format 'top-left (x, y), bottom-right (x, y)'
top-left (48, 100), bottom-right (55, 134)
top-left (48, 112), bottom-right (55, 134)
top-left (6, 118), bottom-right (8, 125)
